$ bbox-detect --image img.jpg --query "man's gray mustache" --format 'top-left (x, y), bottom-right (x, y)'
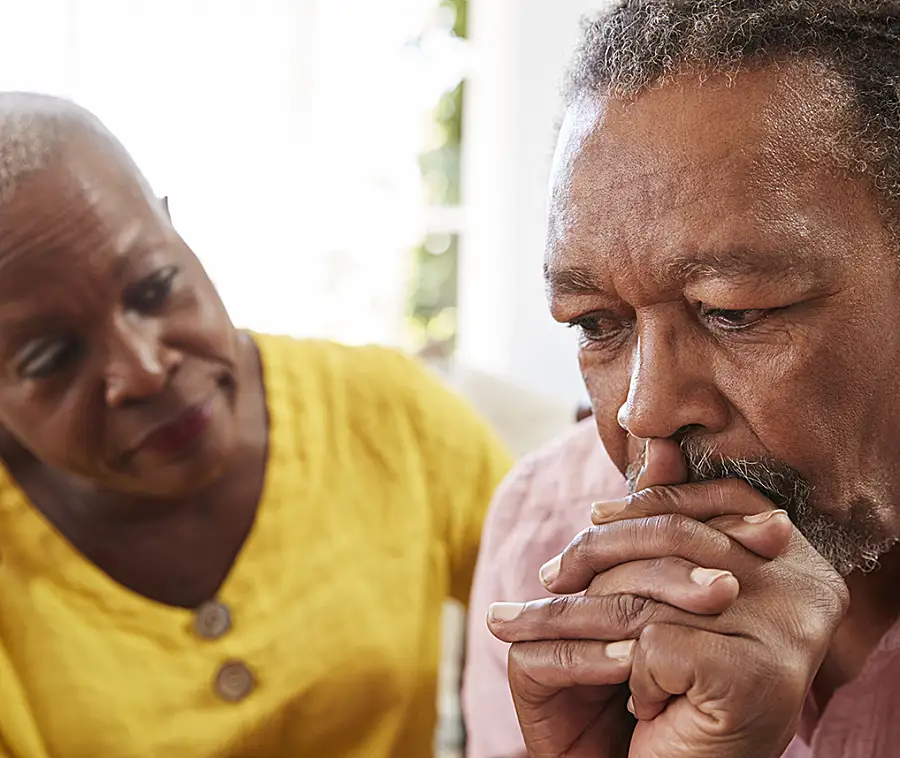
top-left (624, 438), bottom-right (894, 576)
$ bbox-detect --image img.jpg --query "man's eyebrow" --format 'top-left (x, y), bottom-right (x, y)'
top-left (543, 262), bottom-right (606, 296)
top-left (545, 247), bottom-right (823, 296)
top-left (664, 247), bottom-right (820, 282)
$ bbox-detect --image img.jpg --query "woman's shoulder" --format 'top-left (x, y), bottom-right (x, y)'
top-left (252, 332), bottom-right (505, 464)
top-left (252, 333), bottom-right (430, 400)
top-left (251, 332), bottom-right (460, 439)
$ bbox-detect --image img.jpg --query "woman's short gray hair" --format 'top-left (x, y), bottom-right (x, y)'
top-left (0, 92), bottom-right (126, 204)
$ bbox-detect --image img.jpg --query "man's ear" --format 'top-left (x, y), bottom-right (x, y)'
top-left (159, 195), bottom-right (170, 219)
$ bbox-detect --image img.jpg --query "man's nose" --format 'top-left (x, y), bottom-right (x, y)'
top-left (616, 318), bottom-right (729, 440)
top-left (104, 315), bottom-right (181, 408)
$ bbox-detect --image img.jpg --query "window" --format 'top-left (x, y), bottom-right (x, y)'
top-left (0, 0), bottom-right (470, 354)
top-left (407, 0), bottom-right (469, 361)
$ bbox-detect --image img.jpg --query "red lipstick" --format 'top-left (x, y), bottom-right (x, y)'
top-left (140, 400), bottom-right (213, 455)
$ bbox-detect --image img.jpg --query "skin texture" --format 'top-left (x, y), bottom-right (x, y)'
top-left (0, 133), bottom-right (268, 608)
top-left (488, 63), bottom-right (900, 756)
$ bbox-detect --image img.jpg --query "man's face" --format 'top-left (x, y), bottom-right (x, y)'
top-left (546, 64), bottom-right (900, 571)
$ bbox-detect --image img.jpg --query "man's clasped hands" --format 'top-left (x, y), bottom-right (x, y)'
top-left (487, 438), bottom-right (849, 758)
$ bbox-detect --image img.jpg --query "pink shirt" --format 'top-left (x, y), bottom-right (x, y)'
top-left (463, 420), bottom-right (627, 758)
top-left (462, 419), bottom-right (900, 758)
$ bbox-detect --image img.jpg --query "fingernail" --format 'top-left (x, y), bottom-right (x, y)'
top-left (539, 555), bottom-right (562, 587)
top-left (690, 567), bottom-right (733, 587)
top-left (606, 639), bottom-right (636, 662)
top-left (626, 695), bottom-right (636, 715)
top-left (591, 499), bottom-right (628, 522)
top-left (743, 509), bottom-right (789, 525)
top-left (488, 602), bottom-right (526, 623)
top-left (639, 440), bottom-right (653, 476)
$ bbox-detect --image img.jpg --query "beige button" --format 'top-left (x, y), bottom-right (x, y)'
top-left (214, 660), bottom-right (255, 703)
top-left (194, 600), bottom-right (231, 640)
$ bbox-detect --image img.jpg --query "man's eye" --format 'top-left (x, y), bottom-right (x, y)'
top-left (17, 338), bottom-right (80, 379)
top-left (702, 308), bottom-right (771, 330)
top-left (567, 313), bottom-right (631, 346)
top-left (124, 265), bottom-right (179, 314)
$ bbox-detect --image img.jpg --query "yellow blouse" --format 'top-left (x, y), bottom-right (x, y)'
top-left (0, 334), bottom-right (511, 758)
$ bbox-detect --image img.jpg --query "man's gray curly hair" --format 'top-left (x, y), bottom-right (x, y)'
top-left (566, 1), bottom-right (900, 220)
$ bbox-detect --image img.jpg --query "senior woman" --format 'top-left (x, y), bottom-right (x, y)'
top-left (0, 93), bottom-right (510, 758)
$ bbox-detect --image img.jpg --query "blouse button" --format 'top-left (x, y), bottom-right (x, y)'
top-left (214, 660), bottom-right (255, 703)
top-left (194, 600), bottom-right (232, 640)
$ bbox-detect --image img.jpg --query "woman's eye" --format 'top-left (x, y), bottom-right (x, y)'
top-left (702, 308), bottom-right (771, 330)
top-left (124, 265), bottom-right (179, 313)
top-left (17, 338), bottom-right (80, 379)
top-left (567, 313), bottom-right (631, 346)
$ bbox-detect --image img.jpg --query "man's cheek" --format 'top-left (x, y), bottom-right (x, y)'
top-left (725, 377), bottom-right (838, 502)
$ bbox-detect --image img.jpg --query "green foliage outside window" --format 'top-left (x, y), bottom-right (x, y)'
top-left (406, 0), bottom-right (467, 357)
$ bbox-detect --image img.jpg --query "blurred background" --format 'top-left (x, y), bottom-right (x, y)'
top-left (0, 0), bottom-right (606, 753)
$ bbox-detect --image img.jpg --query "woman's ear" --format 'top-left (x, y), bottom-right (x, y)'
top-left (159, 195), bottom-right (170, 219)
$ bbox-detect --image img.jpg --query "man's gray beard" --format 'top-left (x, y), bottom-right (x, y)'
top-left (625, 438), bottom-right (897, 576)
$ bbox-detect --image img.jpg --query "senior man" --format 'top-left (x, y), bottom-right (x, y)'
top-left (486, 2), bottom-right (900, 757)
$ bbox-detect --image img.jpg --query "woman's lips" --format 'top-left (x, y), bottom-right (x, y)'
top-left (139, 399), bottom-right (214, 455)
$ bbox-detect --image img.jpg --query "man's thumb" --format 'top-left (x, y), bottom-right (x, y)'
top-left (633, 437), bottom-right (688, 491)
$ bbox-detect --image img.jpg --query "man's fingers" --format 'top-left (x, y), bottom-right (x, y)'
top-left (628, 622), bottom-right (753, 724)
top-left (585, 556), bottom-right (740, 614)
top-left (507, 639), bottom-right (635, 696)
top-left (592, 477), bottom-right (775, 528)
top-left (628, 621), bottom-right (804, 757)
top-left (487, 558), bottom-right (739, 644)
top-left (707, 510), bottom-right (793, 561)
top-left (540, 514), bottom-right (763, 594)
top-left (489, 596), bottom-right (667, 644)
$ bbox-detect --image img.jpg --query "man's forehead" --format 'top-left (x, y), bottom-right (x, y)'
top-left (546, 63), bottom-right (872, 289)
top-left (556, 64), bottom-right (844, 189)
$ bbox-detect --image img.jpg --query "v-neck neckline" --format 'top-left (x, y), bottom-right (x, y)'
top-left (0, 332), bottom-right (295, 636)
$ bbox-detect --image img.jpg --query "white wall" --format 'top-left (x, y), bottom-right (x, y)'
top-left (0, 0), bottom-right (460, 348)
top-left (459, 0), bottom-right (607, 406)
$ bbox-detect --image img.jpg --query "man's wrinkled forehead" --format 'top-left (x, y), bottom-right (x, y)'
top-left (546, 64), bottom-right (873, 290)
top-left (553, 66), bottom-right (833, 203)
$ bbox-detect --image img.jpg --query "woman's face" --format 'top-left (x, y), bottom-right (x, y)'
top-left (0, 141), bottom-right (242, 498)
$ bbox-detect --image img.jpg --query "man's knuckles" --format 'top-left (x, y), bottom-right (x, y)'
top-left (585, 557), bottom-right (739, 616)
top-left (634, 623), bottom-right (809, 737)
top-left (777, 576), bottom-right (847, 657)
top-left (564, 514), bottom-right (732, 571)
top-left (491, 593), bottom-right (673, 642)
